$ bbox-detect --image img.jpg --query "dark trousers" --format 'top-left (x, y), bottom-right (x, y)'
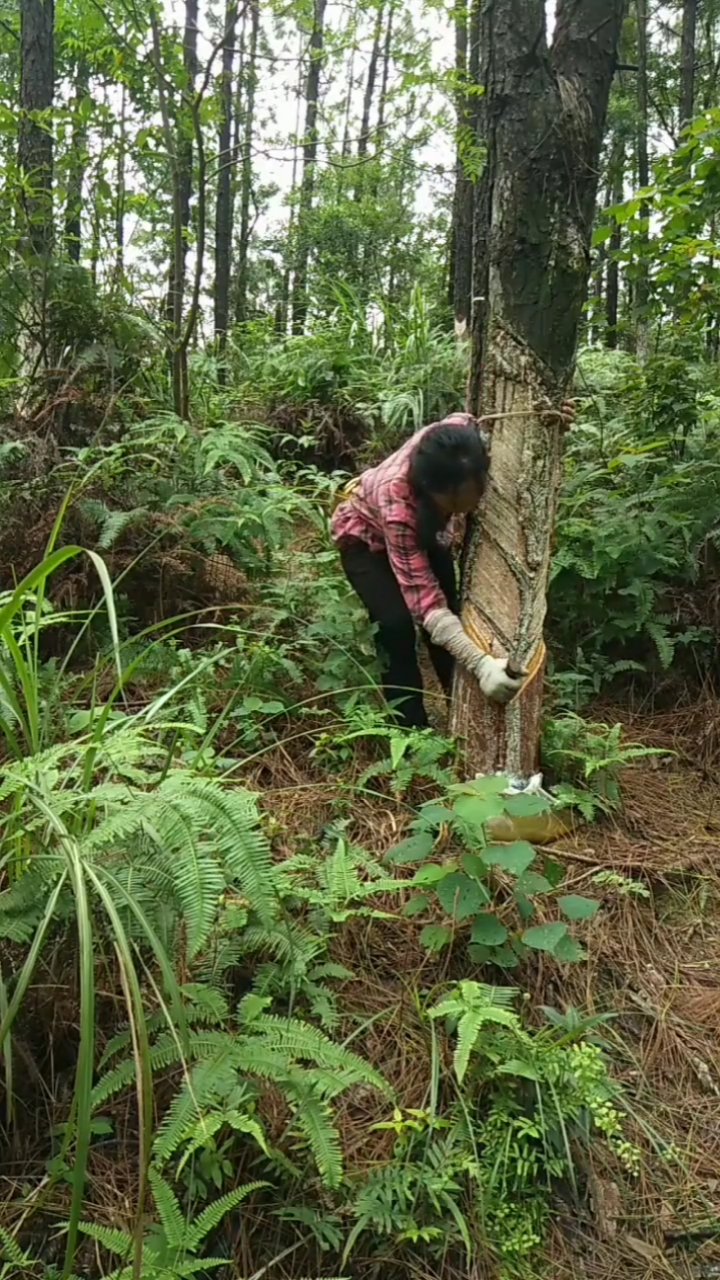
top-left (339, 538), bottom-right (459, 729)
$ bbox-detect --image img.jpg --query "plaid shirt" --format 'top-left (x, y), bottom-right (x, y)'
top-left (331, 413), bottom-right (477, 625)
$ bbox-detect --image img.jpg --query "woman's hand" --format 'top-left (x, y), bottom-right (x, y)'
top-left (473, 653), bottom-right (526, 704)
top-left (534, 396), bottom-right (577, 432)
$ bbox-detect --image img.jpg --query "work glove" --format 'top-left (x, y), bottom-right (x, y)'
top-left (424, 608), bottom-right (525, 705)
top-left (471, 653), bottom-right (525, 704)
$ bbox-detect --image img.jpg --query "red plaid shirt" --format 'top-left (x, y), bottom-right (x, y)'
top-left (331, 413), bottom-right (477, 625)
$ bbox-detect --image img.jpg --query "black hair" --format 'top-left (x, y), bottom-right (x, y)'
top-left (408, 420), bottom-right (489, 551)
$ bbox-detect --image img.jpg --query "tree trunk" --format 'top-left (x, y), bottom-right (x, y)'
top-left (278, 30), bottom-right (305, 333)
top-left (354, 0), bottom-right (384, 199)
top-left (163, 0), bottom-right (198, 416)
top-left (451, 0), bottom-right (627, 777)
top-left (680, 0), bottom-right (697, 129)
top-left (374, 0), bottom-right (394, 150)
top-left (215, 0), bottom-right (239, 358)
top-left (235, 0), bottom-right (259, 327)
top-left (291, 0), bottom-right (328, 334)
top-left (19, 0), bottom-right (55, 258)
top-left (450, 0), bottom-right (481, 335)
top-left (64, 59), bottom-right (89, 262)
top-left (605, 133), bottom-right (624, 348)
top-left (635, 0), bottom-right (650, 359)
top-left (114, 81), bottom-right (127, 283)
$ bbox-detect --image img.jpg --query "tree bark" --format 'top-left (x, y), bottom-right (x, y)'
top-left (291, 0), bottom-right (328, 334)
top-left (235, 0), bottom-right (259, 326)
top-left (635, 0), bottom-right (650, 358)
top-left (450, 0), bottom-right (481, 334)
top-left (215, 0), bottom-right (239, 357)
top-left (679, 0), bottom-right (697, 129)
top-left (451, 0), bottom-right (627, 777)
top-left (19, 0), bottom-right (55, 258)
top-left (374, 0), bottom-right (394, 150)
top-left (164, 0), bottom-right (198, 416)
top-left (114, 80), bottom-right (127, 283)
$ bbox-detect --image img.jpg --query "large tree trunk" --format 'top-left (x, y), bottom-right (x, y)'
top-left (450, 0), bottom-right (481, 335)
top-left (235, 0), bottom-right (259, 326)
top-left (214, 0), bottom-right (239, 359)
top-left (19, 0), bottom-right (55, 259)
top-left (451, 0), bottom-right (626, 777)
top-left (679, 0), bottom-right (697, 129)
top-left (291, 0), bottom-right (328, 334)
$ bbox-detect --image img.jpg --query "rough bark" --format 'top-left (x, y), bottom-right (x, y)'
top-left (19, 0), bottom-right (55, 258)
top-left (680, 0), bottom-right (697, 128)
top-left (374, 0), bottom-right (394, 149)
top-left (114, 81), bottom-right (127, 282)
top-left (450, 0), bottom-right (481, 334)
top-left (635, 0), bottom-right (650, 359)
top-left (235, 0), bottom-right (259, 326)
top-left (215, 0), bottom-right (239, 356)
top-left (164, 0), bottom-right (198, 415)
top-left (451, 0), bottom-right (627, 777)
top-left (64, 59), bottom-right (89, 262)
top-left (278, 31), bottom-right (305, 334)
top-left (291, 0), bottom-right (328, 334)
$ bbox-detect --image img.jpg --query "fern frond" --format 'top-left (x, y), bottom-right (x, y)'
top-left (287, 1080), bottom-right (343, 1189)
top-left (148, 1168), bottom-right (186, 1249)
top-left (184, 1181), bottom-right (268, 1251)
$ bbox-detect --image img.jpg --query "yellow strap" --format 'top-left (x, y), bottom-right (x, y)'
top-left (330, 475), bottom-right (361, 513)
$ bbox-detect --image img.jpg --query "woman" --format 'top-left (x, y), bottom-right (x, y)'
top-left (331, 410), bottom-right (523, 729)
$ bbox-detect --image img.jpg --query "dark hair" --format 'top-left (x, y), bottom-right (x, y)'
top-left (408, 420), bottom-right (489, 551)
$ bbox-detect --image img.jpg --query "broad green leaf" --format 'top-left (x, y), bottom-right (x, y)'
top-left (514, 890), bottom-right (535, 922)
top-left (471, 913), bottom-right (508, 946)
top-left (386, 832), bottom-right (436, 865)
top-left (553, 934), bottom-right (586, 963)
top-left (592, 225), bottom-right (615, 246)
top-left (436, 873), bottom-right (488, 921)
top-left (502, 793), bottom-right (550, 817)
top-left (420, 924), bottom-right (452, 953)
top-left (460, 852), bottom-right (490, 886)
top-left (482, 842), bottom-right (536, 876)
top-left (516, 871), bottom-right (552, 895)
top-left (521, 922), bottom-right (569, 954)
top-left (542, 857), bottom-right (565, 889)
top-left (496, 1058), bottom-right (541, 1081)
top-left (412, 862), bottom-right (454, 886)
top-left (403, 893), bottom-right (430, 918)
top-left (557, 895), bottom-right (600, 921)
top-left (452, 792), bottom-right (505, 830)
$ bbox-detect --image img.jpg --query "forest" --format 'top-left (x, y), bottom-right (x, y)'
top-left (1, 0), bottom-right (719, 1276)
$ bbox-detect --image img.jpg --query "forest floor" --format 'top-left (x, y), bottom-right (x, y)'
top-left (245, 688), bottom-right (720, 1280)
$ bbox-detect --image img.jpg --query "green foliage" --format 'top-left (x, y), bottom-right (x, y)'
top-left (549, 351), bottom-right (720, 686)
top-left (345, 982), bottom-right (639, 1271)
top-left (542, 713), bottom-right (667, 819)
top-left (386, 775), bottom-right (597, 968)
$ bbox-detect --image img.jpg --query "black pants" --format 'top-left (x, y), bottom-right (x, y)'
top-left (340, 538), bottom-right (459, 729)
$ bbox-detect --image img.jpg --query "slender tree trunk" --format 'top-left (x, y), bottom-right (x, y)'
top-left (162, 0), bottom-right (198, 416)
top-left (680, 0), bottom-right (698, 129)
top-left (452, 0), bottom-right (627, 777)
top-left (605, 134), bottom-right (624, 349)
top-left (235, 0), bottom-right (259, 326)
top-left (450, 0), bottom-right (481, 335)
top-left (635, 0), bottom-right (650, 359)
top-left (291, 0), bottom-right (328, 334)
top-left (279, 32), bottom-right (305, 334)
top-left (354, 0), bottom-right (384, 200)
top-left (19, 0), bottom-right (54, 259)
top-left (114, 81), bottom-right (127, 282)
top-left (374, 0), bottom-right (394, 150)
top-left (215, 0), bottom-right (239, 359)
top-left (64, 59), bottom-right (89, 262)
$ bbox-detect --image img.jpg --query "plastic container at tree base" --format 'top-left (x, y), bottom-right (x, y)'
top-left (483, 773), bottom-right (581, 846)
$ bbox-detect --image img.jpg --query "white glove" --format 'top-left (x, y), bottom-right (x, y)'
top-left (425, 608), bottom-right (525, 705)
top-left (472, 653), bottom-right (524, 704)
